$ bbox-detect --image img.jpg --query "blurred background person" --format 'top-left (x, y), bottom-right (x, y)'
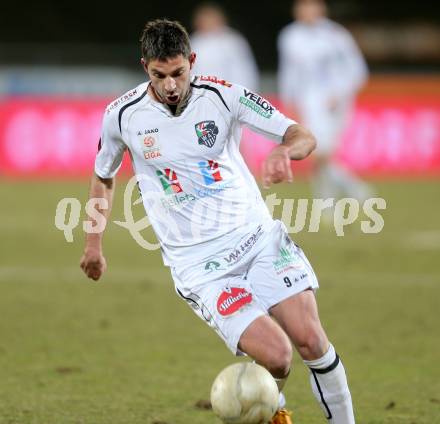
top-left (191, 2), bottom-right (260, 90)
top-left (278, 0), bottom-right (371, 204)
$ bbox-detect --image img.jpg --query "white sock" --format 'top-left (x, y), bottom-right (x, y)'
top-left (303, 344), bottom-right (355, 424)
top-left (253, 360), bottom-right (290, 410)
top-left (278, 392), bottom-right (286, 408)
top-left (274, 373), bottom-right (289, 409)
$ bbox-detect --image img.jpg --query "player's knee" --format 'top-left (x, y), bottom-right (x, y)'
top-left (264, 342), bottom-right (292, 378)
top-left (295, 328), bottom-right (328, 360)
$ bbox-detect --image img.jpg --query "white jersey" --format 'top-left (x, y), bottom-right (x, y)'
top-left (95, 76), bottom-right (295, 267)
top-left (191, 28), bottom-right (259, 90)
top-left (277, 18), bottom-right (368, 109)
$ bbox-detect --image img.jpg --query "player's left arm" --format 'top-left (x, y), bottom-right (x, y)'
top-left (262, 124), bottom-right (316, 188)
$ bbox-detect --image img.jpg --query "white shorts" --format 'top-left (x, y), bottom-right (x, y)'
top-left (170, 220), bottom-right (319, 355)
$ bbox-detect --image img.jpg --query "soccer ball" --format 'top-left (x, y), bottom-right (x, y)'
top-left (210, 362), bottom-right (279, 424)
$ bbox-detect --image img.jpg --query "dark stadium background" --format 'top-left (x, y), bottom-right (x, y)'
top-left (1, 0), bottom-right (439, 70)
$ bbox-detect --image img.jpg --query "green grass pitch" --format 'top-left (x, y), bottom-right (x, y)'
top-left (0, 178), bottom-right (439, 424)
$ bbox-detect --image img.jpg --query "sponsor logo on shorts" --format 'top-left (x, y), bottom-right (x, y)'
top-left (239, 89), bottom-right (274, 119)
top-left (294, 273), bottom-right (308, 283)
top-left (223, 225), bottom-right (263, 265)
top-left (195, 120), bottom-right (219, 148)
top-left (204, 261), bottom-right (224, 273)
top-left (217, 286), bottom-right (253, 316)
top-left (199, 75), bottom-right (232, 87)
top-left (273, 246), bottom-right (303, 275)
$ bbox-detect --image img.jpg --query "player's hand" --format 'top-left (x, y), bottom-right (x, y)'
top-left (262, 145), bottom-right (293, 189)
top-left (80, 247), bottom-right (107, 281)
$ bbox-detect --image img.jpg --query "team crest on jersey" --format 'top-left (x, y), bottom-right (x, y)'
top-left (195, 120), bottom-right (219, 148)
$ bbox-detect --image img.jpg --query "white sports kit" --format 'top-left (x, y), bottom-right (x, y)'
top-left (95, 76), bottom-right (319, 354)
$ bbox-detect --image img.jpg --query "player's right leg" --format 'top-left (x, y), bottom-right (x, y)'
top-left (237, 315), bottom-right (294, 424)
top-left (238, 315), bottom-right (292, 385)
top-left (171, 264), bottom-right (294, 421)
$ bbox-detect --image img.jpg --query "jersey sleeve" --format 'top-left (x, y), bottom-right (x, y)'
top-left (94, 109), bottom-right (126, 178)
top-left (228, 83), bottom-right (296, 144)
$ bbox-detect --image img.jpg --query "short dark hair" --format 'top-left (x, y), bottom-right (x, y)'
top-left (140, 19), bottom-right (191, 62)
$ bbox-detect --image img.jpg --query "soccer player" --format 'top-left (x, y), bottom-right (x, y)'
top-left (278, 0), bottom-right (371, 209)
top-left (191, 2), bottom-right (259, 90)
top-left (80, 19), bottom-right (356, 424)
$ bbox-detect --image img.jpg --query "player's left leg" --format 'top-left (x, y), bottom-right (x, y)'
top-left (270, 289), bottom-right (355, 424)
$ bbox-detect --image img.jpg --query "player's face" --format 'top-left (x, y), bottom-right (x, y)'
top-left (143, 54), bottom-right (195, 105)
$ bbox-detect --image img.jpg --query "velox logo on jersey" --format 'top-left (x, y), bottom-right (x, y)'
top-left (197, 160), bottom-right (223, 185)
top-left (216, 286), bottom-right (253, 316)
top-left (239, 89), bottom-right (274, 119)
top-left (195, 120), bottom-right (219, 148)
top-left (156, 169), bottom-right (183, 195)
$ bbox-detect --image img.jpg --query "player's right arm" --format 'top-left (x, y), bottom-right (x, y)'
top-left (80, 104), bottom-right (126, 281)
top-left (80, 174), bottom-right (115, 281)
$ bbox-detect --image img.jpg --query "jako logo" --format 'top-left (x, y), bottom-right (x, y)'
top-left (216, 287), bottom-right (253, 316)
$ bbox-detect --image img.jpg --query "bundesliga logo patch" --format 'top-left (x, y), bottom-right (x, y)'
top-left (195, 120), bottom-right (219, 148)
top-left (216, 287), bottom-right (253, 316)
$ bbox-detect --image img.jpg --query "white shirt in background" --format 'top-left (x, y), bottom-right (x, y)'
top-left (191, 27), bottom-right (260, 91)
